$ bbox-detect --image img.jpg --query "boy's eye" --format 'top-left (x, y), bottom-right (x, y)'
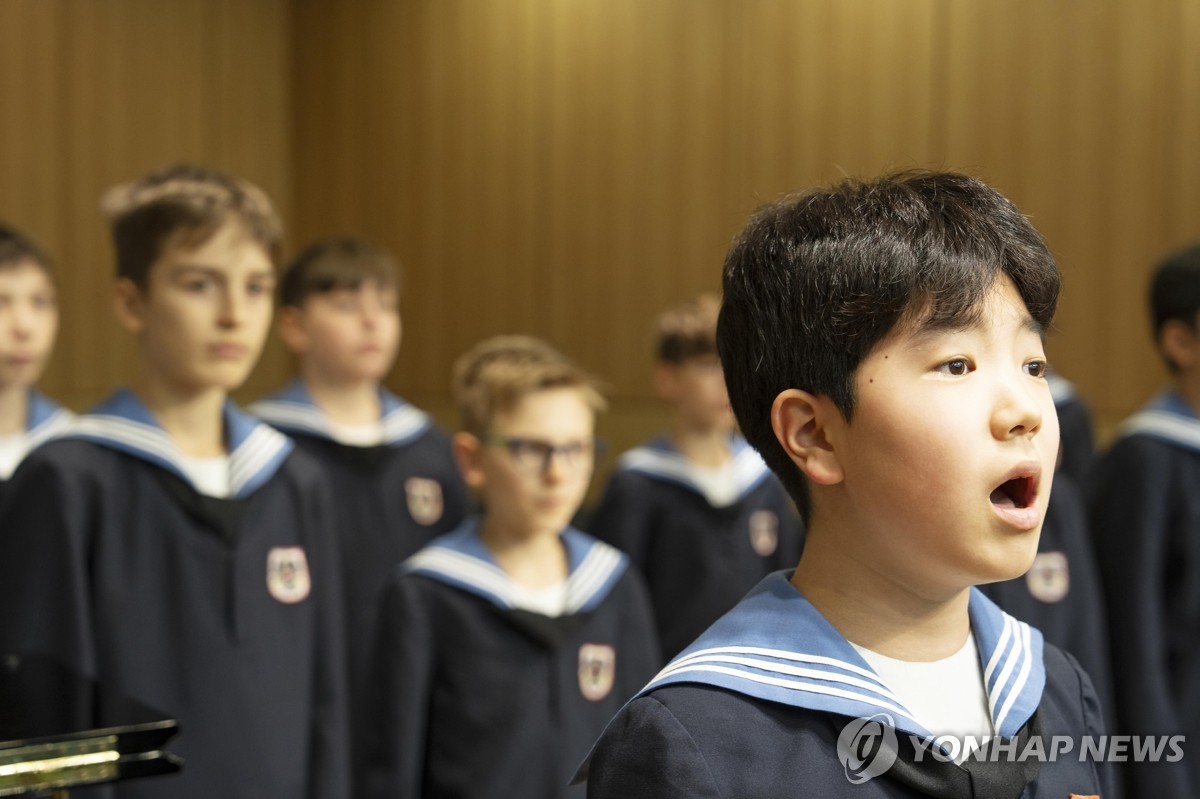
top-left (247, 280), bottom-right (274, 297)
top-left (937, 358), bottom-right (972, 376)
top-left (1025, 360), bottom-right (1047, 378)
top-left (185, 279), bottom-right (214, 293)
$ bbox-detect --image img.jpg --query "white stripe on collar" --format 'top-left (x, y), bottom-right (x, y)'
top-left (403, 521), bottom-right (629, 616)
top-left (1115, 392), bottom-right (1200, 454)
top-left (636, 572), bottom-right (1044, 743)
top-left (615, 436), bottom-right (771, 507)
top-left (249, 380), bottom-right (432, 448)
top-left (62, 389), bottom-right (293, 499)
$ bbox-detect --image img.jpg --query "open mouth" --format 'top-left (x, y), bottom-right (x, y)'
top-left (990, 475), bottom-right (1035, 509)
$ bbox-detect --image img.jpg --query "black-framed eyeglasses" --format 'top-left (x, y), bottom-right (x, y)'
top-left (483, 435), bottom-right (604, 476)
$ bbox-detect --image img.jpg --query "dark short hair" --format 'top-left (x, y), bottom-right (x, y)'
top-left (279, 236), bottom-right (400, 308)
top-left (717, 170), bottom-right (1060, 517)
top-left (1149, 242), bottom-right (1200, 373)
top-left (0, 222), bottom-right (53, 279)
top-left (101, 163), bottom-right (282, 288)
top-left (655, 293), bottom-right (720, 364)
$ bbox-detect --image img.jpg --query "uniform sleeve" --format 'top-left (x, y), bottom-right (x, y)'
top-left (298, 474), bottom-right (353, 799)
top-left (1087, 438), bottom-right (1196, 797)
top-left (0, 451), bottom-right (97, 675)
top-left (583, 695), bottom-right (722, 799)
top-left (588, 471), bottom-right (656, 570)
top-left (362, 574), bottom-right (436, 799)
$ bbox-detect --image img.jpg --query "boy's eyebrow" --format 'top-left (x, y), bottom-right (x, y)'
top-left (169, 263), bottom-right (276, 281)
top-left (904, 310), bottom-right (1046, 346)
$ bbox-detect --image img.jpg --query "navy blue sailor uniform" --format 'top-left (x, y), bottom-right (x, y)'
top-left (579, 572), bottom-right (1112, 798)
top-left (249, 381), bottom-right (470, 670)
top-left (588, 436), bottom-right (804, 659)
top-left (0, 389), bottom-right (73, 503)
top-left (1046, 372), bottom-right (1095, 485)
top-left (0, 389), bottom-right (351, 798)
top-left (1088, 391), bottom-right (1200, 797)
top-left (363, 521), bottom-right (661, 799)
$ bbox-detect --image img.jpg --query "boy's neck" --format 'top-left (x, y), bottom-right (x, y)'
top-left (132, 377), bottom-right (228, 458)
top-left (1172, 371), bottom-right (1200, 417)
top-left (669, 420), bottom-right (732, 467)
top-left (0, 385), bottom-right (28, 436)
top-left (790, 529), bottom-right (971, 662)
top-left (300, 372), bottom-right (382, 427)
top-left (479, 517), bottom-right (569, 589)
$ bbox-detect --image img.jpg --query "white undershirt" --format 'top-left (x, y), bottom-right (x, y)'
top-left (327, 420), bottom-right (386, 447)
top-left (852, 635), bottom-right (994, 762)
top-left (690, 459), bottom-right (740, 507)
top-left (176, 454), bottom-right (232, 498)
top-left (509, 580), bottom-right (570, 617)
top-left (0, 433), bottom-right (27, 480)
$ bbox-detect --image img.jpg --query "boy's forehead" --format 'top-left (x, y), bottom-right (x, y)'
top-left (0, 258), bottom-right (54, 284)
top-left (891, 277), bottom-right (1042, 347)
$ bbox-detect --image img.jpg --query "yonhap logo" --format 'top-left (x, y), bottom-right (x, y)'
top-left (837, 713), bottom-right (899, 784)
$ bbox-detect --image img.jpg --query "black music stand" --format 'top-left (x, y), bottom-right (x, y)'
top-left (0, 654), bottom-right (180, 797)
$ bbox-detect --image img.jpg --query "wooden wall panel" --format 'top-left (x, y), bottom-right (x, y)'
top-left (6, 0), bottom-right (1198, 454)
top-left (0, 0), bottom-right (293, 410)
top-left (940, 1), bottom-right (1185, 437)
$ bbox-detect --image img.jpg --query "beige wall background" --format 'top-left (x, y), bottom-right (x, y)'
top-left (3, 1), bottom-right (1199, 487)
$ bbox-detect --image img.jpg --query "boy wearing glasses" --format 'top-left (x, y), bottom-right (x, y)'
top-left (363, 335), bottom-right (660, 799)
top-left (589, 294), bottom-right (804, 658)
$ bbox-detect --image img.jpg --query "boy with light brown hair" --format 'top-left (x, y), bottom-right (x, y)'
top-left (0, 164), bottom-right (349, 798)
top-left (365, 334), bottom-right (659, 799)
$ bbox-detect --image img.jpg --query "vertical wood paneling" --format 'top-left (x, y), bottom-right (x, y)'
top-left (941, 1), bottom-right (1184, 435)
top-left (3, 0), bottom-right (1197, 451)
top-left (0, 0), bottom-right (293, 410)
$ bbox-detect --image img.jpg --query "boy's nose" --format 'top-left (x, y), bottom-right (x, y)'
top-left (991, 373), bottom-right (1044, 440)
top-left (218, 290), bottom-right (247, 327)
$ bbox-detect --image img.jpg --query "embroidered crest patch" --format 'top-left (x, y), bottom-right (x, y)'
top-left (406, 477), bottom-right (444, 526)
top-left (578, 643), bottom-right (616, 702)
top-left (267, 546), bottom-right (311, 604)
top-left (1026, 551), bottom-right (1069, 603)
top-left (748, 510), bottom-right (779, 556)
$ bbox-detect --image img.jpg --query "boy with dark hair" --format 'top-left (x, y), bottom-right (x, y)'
top-left (582, 171), bottom-right (1110, 797)
top-left (364, 335), bottom-right (659, 799)
top-left (249, 235), bottom-right (470, 768)
top-left (0, 223), bottom-right (71, 498)
top-left (1088, 241), bottom-right (1200, 797)
top-left (0, 165), bottom-right (350, 798)
top-left (589, 293), bottom-right (804, 659)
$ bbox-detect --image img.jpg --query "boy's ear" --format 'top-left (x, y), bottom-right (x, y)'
top-left (770, 389), bottom-right (845, 485)
top-left (112, 278), bottom-right (146, 334)
top-left (452, 431), bottom-right (486, 490)
top-left (276, 306), bottom-right (310, 355)
top-left (1160, 319), bottom-right (1200, 372)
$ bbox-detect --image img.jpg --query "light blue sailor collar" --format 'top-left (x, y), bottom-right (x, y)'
top-left (638, 571), bottom-right (1045, 744)
top-left (1115, 390), bottom-right (1200, 455)
top-left (614, 435), bottom-right (771, 508)
top-left (63, 388), bottom-right (293, 499)
top-left (248, 379), bottom-right (432, 448)
top-left (403, 519), bottom-right (630, 615)
top-left (25, 390), bottom-right (75, 449)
